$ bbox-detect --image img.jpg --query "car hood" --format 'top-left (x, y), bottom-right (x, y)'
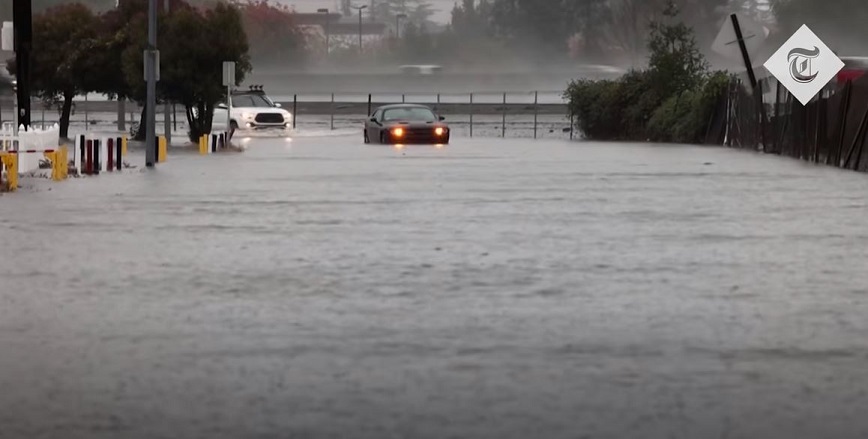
top-left (382, 120), bottom-right (447, 128)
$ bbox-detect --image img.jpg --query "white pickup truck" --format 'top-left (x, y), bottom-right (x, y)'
top-left (213, 88), bottom-right (293, 134)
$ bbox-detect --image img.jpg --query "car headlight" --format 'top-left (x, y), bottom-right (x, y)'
top-left (242, 112), bottom-right (254, 120)
top-left (392, 127), bottom-right (404, 137)
top-left (435, 127), bottom-right (445, 136)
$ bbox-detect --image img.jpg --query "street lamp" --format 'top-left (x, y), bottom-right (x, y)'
top-left (351, 4), bottom-right (367, 52)
top-left (317, 8), bottom-right (330, 56)
top-left (145, 0), bottom-right (157, 167)
top-left (395, 13), bottom-right (407, 39)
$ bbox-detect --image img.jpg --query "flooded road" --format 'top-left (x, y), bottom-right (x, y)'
top-left (2, 135), bottom-right (868, 439)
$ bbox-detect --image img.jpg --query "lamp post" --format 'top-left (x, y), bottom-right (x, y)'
top-left (162, 0), bottom-right (171, 146)
top-left (144, 0), bottom-right (157, 167)
top-left (317, 8), bottom-right (330, 56)
top-left (351, 4), bottom-right (367, 52)
top-left (395, 13), bottom-right (407, 39)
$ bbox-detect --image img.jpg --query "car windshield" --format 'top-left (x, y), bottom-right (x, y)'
top-left (231, 94), bottom-right (274, 108)
top-left (382, 107), bottom-right (437, 122)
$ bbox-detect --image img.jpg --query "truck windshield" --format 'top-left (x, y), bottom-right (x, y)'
top-left (231, 94), bottom-right (275, 108)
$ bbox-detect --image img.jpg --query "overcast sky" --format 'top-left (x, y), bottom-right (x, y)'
top-left (275, 0), bottom-right (454, 22)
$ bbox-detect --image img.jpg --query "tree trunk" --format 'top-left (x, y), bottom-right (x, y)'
top-left (185, 106), bottom-right (195, 137)
top-left (134, 104), bottom-right (147, 141)
top-left (185, 101), bottom-right (216, 143)
top-left (59, 91), bottom-right (75, 140)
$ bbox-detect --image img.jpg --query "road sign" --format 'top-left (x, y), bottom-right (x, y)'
top-left (143, 50), bottom-right (160, 81)
top-left (222, 61), bottom-right (235, 87)
top-left (712, 13), bottom-right (768, 61)
top-left (1, 22), bottom-right (12, 52)
top-left (763, 24), bottom-right (844, 105)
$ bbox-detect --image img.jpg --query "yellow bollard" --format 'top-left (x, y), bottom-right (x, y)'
top-left (50, 150), bottom-right (59, 181)
top-left (0, 152), bottom-right (6, 190)
top-left (199, 135), bottom-right (207, 155)
top-left (1, 152), bottom-right (18, 191)
top-left (158, 136), bottom-right (167, 162)
top-left (59, 145), bottom-right (68, 180)
top-left (122, 136), bottom-right (128, 157)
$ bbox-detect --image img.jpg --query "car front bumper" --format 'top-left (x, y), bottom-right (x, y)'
top-left (385, 131), bottom-right (449, 144)
top-left (239, 122), bottom-right (292, 130)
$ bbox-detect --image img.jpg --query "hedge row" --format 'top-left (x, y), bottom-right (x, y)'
top-left (565, 69), bottom-right (732, 144)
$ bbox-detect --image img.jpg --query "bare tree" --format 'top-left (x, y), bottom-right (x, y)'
top-left (602, 0), bottom-right (677, 67)
top-left (601, 0), bottom-right (739, 67)
top-left (602, 0), bottom-right (649, 67)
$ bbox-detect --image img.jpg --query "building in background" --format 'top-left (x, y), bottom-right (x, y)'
top-left (295, 10), bottom-right (386, 52)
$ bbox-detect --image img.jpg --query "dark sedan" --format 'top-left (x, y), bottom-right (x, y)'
top-left (364, 104), bottom-right (450, 145)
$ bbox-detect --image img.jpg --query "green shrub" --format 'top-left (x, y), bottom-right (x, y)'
top-left (565, 78), bottom-right (621, 139)
top-left (646, 70), bottom-right (732, 143)
top-left (565, 69), bottom-right (658, 140)
top-left (647, 90), bottom-right (698, 142)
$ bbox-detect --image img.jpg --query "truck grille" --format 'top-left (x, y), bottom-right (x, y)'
top-left (255, 113), bottom-right (284, 124)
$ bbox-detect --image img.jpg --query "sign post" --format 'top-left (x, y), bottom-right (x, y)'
top-left (1, 22), bottom-right (12, 52)
top-left (12, 0), bottom-right (32, 132)
top-left (3, 22), bottom-right (17, 138)
top-left (712, 13), bottom-right (771, 148)
top-left (731, 14), bottom-right (758, 90)
top-left (712, 12), bottom-right (769, 90)
top-left (144, 0), bottom-right (158, 168)
top-left (222, 61), bottom-right (235, 140)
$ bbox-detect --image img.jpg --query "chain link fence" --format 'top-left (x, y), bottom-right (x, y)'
top-left (0, 91), bottom-right (576, 140)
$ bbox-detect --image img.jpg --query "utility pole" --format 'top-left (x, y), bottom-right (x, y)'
top-left (352, 4), bottom-right (367, 52)
top-left (162, 0), bottom-right (171, 146)
top-left (145, 0), bottom-right (157, 167)
top-left (317, 8), bottom-right (330, 56)
top-left (13, 0), bottom-right (32, 132)
top-left (396, 13), bottom-right (406, 39)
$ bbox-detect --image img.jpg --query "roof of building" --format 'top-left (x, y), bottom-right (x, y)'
top-left (294, 12), bottom-right (387, 35)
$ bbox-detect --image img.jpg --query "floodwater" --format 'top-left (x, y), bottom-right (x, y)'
top-left (2, 135), bottom-right (868, 439)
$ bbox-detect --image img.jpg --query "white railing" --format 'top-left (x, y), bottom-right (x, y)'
top-left (0, 123), bottom-right (60, 172)
top-left (0, 123), bottom-right (59, 150)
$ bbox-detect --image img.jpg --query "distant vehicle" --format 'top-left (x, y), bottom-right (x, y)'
top-left (582, 64), bottom-right (627, 75)
top-left (836, 57), bottom-right (868, 83)
top-left (364, 104), bottom-right (450, 145)
top-left (399, 65), bottom-right (443, 75)
top-left (213, 86), bottom-right (292, 133)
